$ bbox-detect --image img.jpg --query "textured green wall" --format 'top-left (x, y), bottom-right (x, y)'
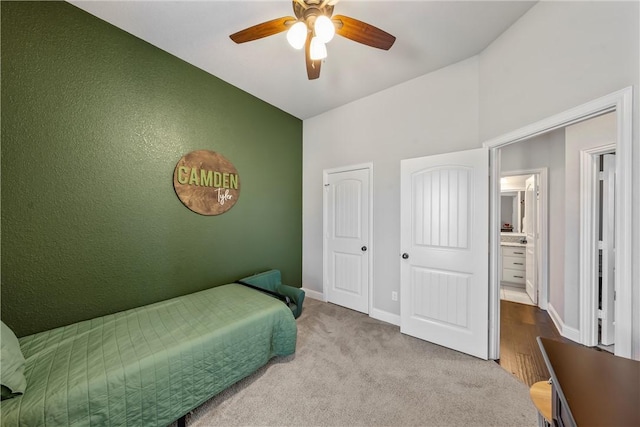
top-left (1, 1), bottom-right (302, 337)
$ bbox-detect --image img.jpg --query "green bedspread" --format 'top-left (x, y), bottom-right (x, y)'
top-left (1, 284), bottom-right (297, 426)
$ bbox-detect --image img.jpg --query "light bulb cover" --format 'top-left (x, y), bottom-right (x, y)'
top-left (287, 21), bottom-right (307, 50)
top-left (314, 15), bottom-right (335, 43)
top-left (309, 36), bottom-right (327, 60)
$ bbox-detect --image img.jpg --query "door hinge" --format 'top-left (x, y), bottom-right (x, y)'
top-left (599, 171), bottom-right (605, 181)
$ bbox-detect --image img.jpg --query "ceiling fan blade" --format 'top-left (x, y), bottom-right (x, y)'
top-left (230, 16), bottom-right (296, 43)
top-left (305, 33), bottom-right (321, 80)
top-left (332, 15), bottom-right (396, 50)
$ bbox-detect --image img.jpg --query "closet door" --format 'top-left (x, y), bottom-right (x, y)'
top-left (325, 167), bottom-right (371, 314)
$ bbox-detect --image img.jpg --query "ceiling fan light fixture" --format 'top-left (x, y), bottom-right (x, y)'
top-left (309, 36), bottom-right (327, 60)
top-left (230, 1), bottom-right (396, 80)
top-left (314, 15), bottom-right (335, 43)
top-left (286, 21), bottom-right (307, 49)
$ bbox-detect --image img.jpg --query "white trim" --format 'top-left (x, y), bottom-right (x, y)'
top-left (483, 90), bottom-right (620, 148)
top-left (548, 303), bottom-right (581, 344)
top-left (484, 86), bottom-right (635, 360)
top-left (323, 162), bottom-right (373, 175)
top-left (547, 302), bottom-right (563, 336)
top-left (579, 149), bottom-right (598, 347)
top-left (614, 90), bottom-right (634, 359)
top-left (501, 168), bottom-right (549, 311)
top-left (322, 162), bottom-right (374, 314)
top-left (370, 308), bottom-right (401, 327)
top-left (302, 287), bottom-right (324, 301)
top-left (302, 289), bottom-right (402, 327)
top-left (563, 325), bottom-right (581, 344)
top-left (579, 144), bottom-right (615, 348)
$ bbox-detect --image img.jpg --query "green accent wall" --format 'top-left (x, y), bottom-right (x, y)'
top-left (1, 1), bottom-right (303, 337)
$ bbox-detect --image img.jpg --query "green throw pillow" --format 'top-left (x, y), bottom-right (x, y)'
top-left (1, 320), bottom-right (27, 400)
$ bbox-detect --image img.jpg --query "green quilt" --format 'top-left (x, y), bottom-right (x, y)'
top-left (1, 284), bottom-right (297, 426)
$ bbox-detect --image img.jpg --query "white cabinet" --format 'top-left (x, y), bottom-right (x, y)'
top-left (501, 246), bottom-right (526, 285)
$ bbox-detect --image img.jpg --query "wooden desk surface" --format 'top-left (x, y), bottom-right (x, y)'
top-left (537, 337), bottom-right (640, 427)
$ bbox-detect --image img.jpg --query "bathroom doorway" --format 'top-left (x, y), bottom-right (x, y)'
top-left (499, 171), bottom-right (546, 308)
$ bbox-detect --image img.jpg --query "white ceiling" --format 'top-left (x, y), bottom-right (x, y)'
top-left (69, 0), bottom-right (537, 120)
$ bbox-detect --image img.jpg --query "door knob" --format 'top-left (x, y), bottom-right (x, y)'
top-left (361, 246), bottom-right (367, 252)
top-left (402, 253), bottom-right (409, 259)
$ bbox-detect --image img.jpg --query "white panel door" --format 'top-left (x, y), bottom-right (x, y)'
top-left (601, 154), bottom-right (615, 345)
top-left (524, 175), bottom-right (538, 305)
top-left (400, 148), bottom-right (488, 359)
top-left (325, 168), bottom-right (370, 313)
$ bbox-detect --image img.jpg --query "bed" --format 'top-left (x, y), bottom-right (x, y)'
top-left (1, 283), bottom-right (297, 426)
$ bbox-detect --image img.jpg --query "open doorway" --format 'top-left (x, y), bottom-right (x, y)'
top-left (486, 87), bottom-right (635, 362)
top-left (499, 172), bottom-right (545, 308)
top-left (495, 113), bottom-right (619, 384)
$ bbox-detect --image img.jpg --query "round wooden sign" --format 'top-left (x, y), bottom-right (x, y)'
top-left (173, 150), bottom-right (240, 215)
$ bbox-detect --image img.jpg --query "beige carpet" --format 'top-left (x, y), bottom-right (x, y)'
top-left (183, 298), bottom-right (537, 426)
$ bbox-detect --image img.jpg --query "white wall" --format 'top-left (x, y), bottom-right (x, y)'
top-left (303, 1), bottom-right (640, 341)
top-left (500, 129), bottom-right (566, 318)
top-left (303, 56), bottom-right (480, 317)
top-left (547, 130), bottom-right (568, 320)
top-left (479, 1), bottom-right (639, 141)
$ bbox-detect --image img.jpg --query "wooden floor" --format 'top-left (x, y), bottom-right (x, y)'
top-left (497, 299), bottom-right (571, 386)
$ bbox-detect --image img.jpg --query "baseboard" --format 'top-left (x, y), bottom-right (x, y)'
top-left (547, 303), bottom-right (580, 343)
top-left (547, 302), bottom-right (563, 334)
top-left (301, 290), bottom-right (400, 327)
top-left (370, 308), bottom-right (401, 327)
top-left (302, 287), bottom-right (324, 301)
top-left (563, 324), bottom-right (580, 343)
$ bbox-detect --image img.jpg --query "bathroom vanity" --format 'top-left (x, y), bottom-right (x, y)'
top-left (501, 243), bottom-right (526, 285)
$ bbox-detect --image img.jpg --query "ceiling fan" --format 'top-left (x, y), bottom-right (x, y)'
top-left (230, 0), bottom-right (396, 80)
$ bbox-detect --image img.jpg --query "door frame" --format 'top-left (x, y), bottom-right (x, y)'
top-left (484, 86), bottom-right (635, 360)
top-left (501, 169), bottom-right (548, 310)
top-left (322, 162), bottom-right (374, 313)
top-left (580, 144), bottom-right (616, 347)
